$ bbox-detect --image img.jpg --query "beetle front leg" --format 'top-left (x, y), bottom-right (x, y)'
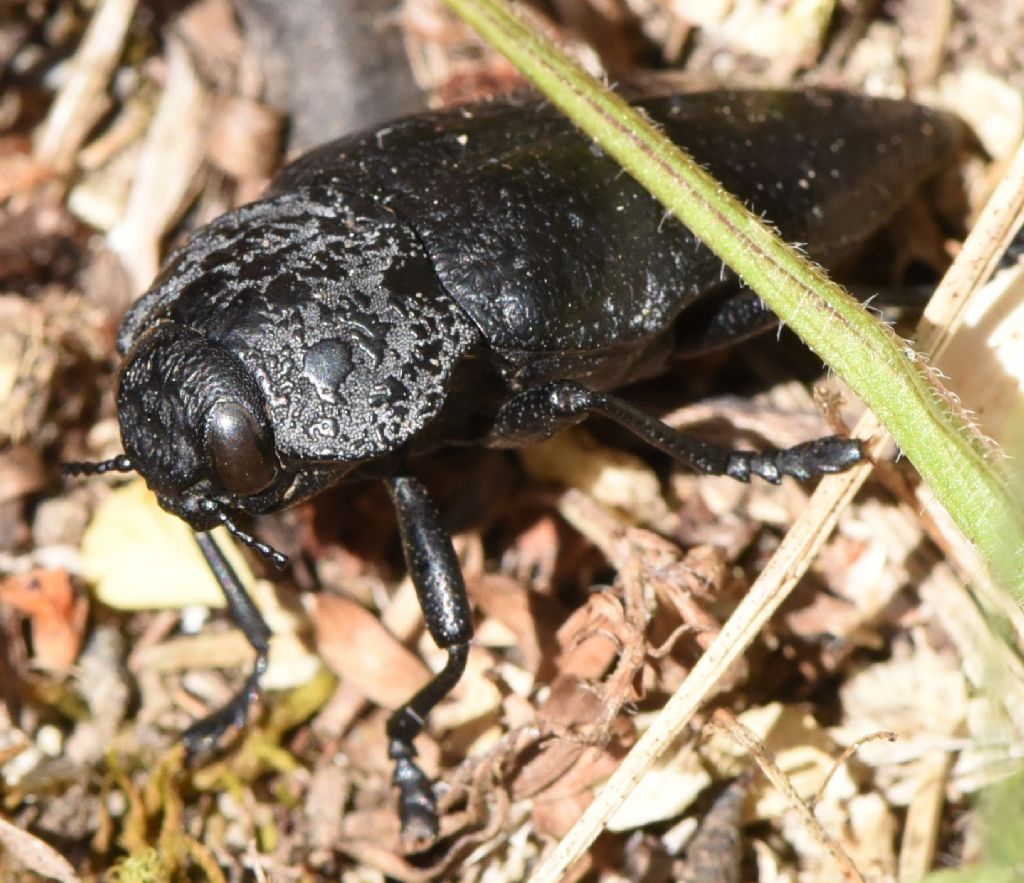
top-left (183, 532), bottom-right (272, 751)
top-left (385, 475), bottom-right (473, 842)
top-left (488, 381), bottom-right (863, 483)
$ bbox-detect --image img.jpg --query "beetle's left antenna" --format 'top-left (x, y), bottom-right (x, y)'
top-left (62, 455), bottom-right (135, 477)
top-left (216, 511), bottom-right (289, 569)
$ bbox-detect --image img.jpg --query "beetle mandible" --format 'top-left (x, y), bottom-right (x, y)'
top-left (66, 89), bottom-right (959, 840)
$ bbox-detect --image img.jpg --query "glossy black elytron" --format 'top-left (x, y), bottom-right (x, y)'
top-left (68, 90), bottom-right (959, 841)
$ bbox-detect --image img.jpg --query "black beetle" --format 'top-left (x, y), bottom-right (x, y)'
top-left (66, 89), bottom-right (959, 840)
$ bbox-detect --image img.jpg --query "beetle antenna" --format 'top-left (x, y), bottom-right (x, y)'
top-left (217, 512), bottom-right (289, 569)
top-left (63, 455), bottom-right (135, 477)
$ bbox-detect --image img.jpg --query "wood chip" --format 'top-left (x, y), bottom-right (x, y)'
top-left (33, 0), bottom-right (138, 173)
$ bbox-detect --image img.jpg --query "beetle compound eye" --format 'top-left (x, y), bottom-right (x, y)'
top-left (208, 402), bottom-right (278, 496)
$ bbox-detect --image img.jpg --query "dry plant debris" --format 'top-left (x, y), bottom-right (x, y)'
top-left (0, 0), bottom-right (1022, 880)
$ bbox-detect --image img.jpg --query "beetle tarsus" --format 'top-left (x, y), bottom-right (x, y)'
top-left (386, 643), bottom-right (470, 843)
top-left (725, 436), bottom-right (863, 483)
top-left (183, 533), bottom-right (273, 751)
top-left (182, 659), bottom-right (267, 752)
top-left (392, 756), bottom-right (439, 842)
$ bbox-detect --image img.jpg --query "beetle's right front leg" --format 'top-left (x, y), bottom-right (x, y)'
top-left (384, 475), bottom-right (473, 842)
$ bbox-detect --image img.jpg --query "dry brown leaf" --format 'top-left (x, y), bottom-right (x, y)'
top-left (939, 66), bottom-right (1024, 161)
top-left (538, 674), bottom-right (611, 733)
top-left (511, 737), bottom-right (590, 803)
top-left (522, 427), bottom-right (672, 527)
top-left (833, 645), bottom-right (968, 771)
top-left (0, 135), bottom-right (51, 199)
top-left (176, 0), bottom-right (244, 86)
top-left (0, 815), bottom-right (81, 883)
top-left (0, 569), bottom-right (87, 670)
top-left (606, 732), bottom-right (710, 832)
top-left (0, 445), bottom-right (46, 505)
top-left (704, 703), bottom-right (855, 822)
top-left (466, 573), bottom-right (560, 677)
top-left (305, 760), bottom-right (350, 859)
top-left (530, 745), bottom-right (621, 840)
top-left (555, 592), bottom-right (627, 681)
top-left (505, 512), bottom-right (560, 590)
top-left (315, 592), bottom-right (430, 710)
top-left (32, 0), bottom-right (138, 173)
top-left (81, 479), bottom-right (251, 609)
top-left (793, 791), bottom-right (897, 883)
top-left (207, 96), bottom-right (284, 180)
top-left (0, 293), bottom-right (104, 448)
top-left (507, 669), bottom-right (637, 822)
top-left (671, 0), bottom-right (834, 77)
top-left (107, 34), bottom-right (211, 292)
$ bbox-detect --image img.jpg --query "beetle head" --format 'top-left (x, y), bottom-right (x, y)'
top-left (115, 320), bottom-right (308, 549)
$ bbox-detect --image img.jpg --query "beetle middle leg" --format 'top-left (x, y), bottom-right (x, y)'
top-left (182, 532), bottom-right (272, 751)
top-left (488, 380), bottom-right (863, 483)
top-left (672, 289), bottom-right (778, 356)
top-left (384, 474), bottom-right (474, 841)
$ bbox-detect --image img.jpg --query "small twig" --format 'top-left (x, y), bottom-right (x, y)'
top-left (107, 35), bottom-right (212, 293)
top-left (710, 709), bottom-right (866, 883)
top-left (897, 748), bottom-right (956, 883)
top-left (918, 135), bottom-right (1024, 359)
top-left (809, 731), bottom-right (897, 810)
